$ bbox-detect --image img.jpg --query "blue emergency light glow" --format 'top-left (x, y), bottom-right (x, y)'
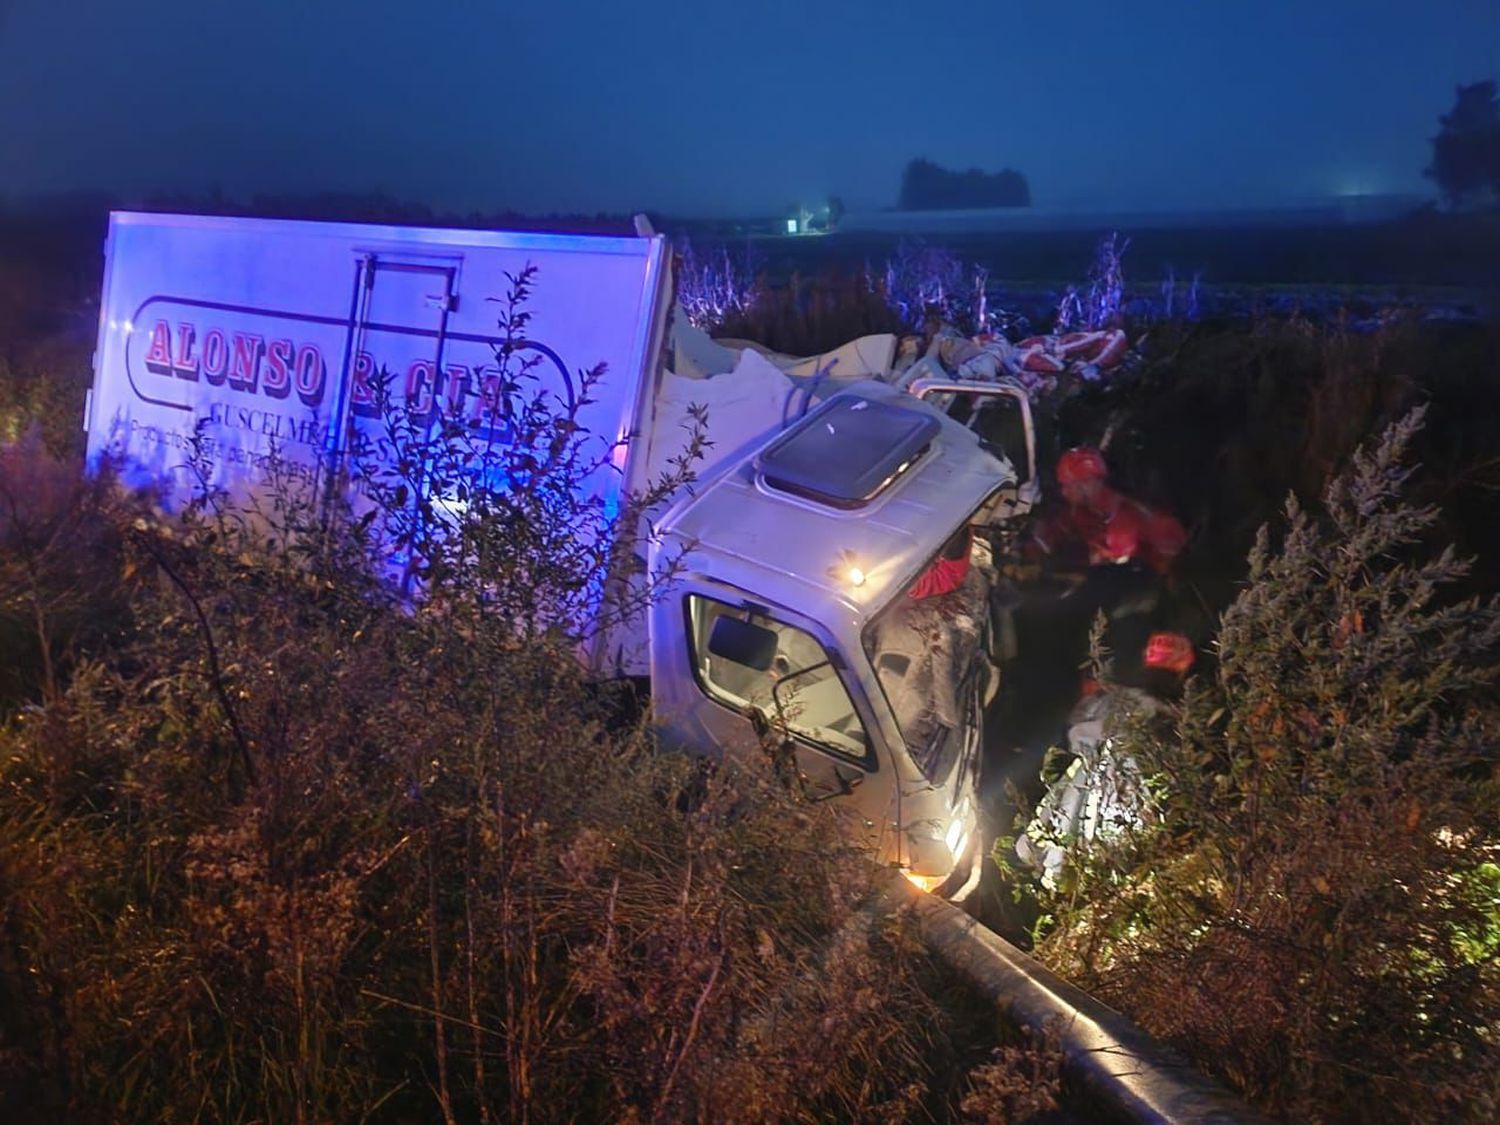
top-left (86, 211), bottom-right (666, 639)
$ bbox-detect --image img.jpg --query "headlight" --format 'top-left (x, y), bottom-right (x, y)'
top-left (902, 869), bottom-right (947, 894)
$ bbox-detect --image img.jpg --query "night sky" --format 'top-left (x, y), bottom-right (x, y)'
top-left (2, 0), bottom-right (1496, 216)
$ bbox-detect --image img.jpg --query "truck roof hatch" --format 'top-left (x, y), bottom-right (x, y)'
top-left (756, 395), bottom-right (940, 510)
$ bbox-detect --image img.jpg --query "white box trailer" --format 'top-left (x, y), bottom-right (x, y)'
top-left (86, 211), bottom-right (1039, 898)
top-left (86, 211), bottom-right (671, 521)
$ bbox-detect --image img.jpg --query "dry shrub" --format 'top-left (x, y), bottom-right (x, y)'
top-left (0, 268), bottom-right (997, 1120)
top-left (958, 1027), bottom-right (1064, 1124)
top-left (673, 239), bottom-right (760, 333)
top-left (0, 351), bottom-right (81, 451)
top-left (1034, 409), bottom-right (1500, 1121)
top-left (0, 556), bottom-right (968, 1120)
top-left (0, 428), bottom-right (134, 707)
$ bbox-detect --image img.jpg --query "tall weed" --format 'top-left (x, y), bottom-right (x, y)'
top-left (1032, 410), bottom-right (1500, 1121)
top-left (0, 270), bottom-right (990, 1122)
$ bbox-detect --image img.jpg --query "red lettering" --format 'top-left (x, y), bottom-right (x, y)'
top-left (173, 323), bottom-right (199, 381)
top-left (441, 363), bottom-right (471, 416)
top-left (144, 321), bottom-right (173, 373)
top-left (263, 339), bottom-right (292, 398)
top-left (228, 333), bottom-right (263, 393)
top-left (406, 359), bottom-right (435, 417)
top-left (294, 344), bottom-right (325, 407)
top-left (201, 329), bottom-right (229, 385)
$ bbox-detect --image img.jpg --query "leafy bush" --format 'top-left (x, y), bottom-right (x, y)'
top-left (1060, 311), bottom-right (1500, 623)
top-left (1030, 410), bottom-right (1500, 1120)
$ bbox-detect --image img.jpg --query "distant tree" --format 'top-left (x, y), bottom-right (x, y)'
top-left (826, 194), bottom-right (846, 227)
top-left (1426, 80), bottom-right (1500, 209)
top-left (898, 158), bottom-right (1030, 211)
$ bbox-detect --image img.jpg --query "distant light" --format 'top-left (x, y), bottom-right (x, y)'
top-left (1333, 171), bottom-right (1386, 199)
top-left (122, 320), bottom-right (134, 334)
top-left (786, 218), bottom-right (798, 234)
top-left (847, 565), bottom-right (866, 587)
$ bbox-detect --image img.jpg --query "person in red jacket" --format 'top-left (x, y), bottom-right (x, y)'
top-left (1032, 446), bottom-right (1187, 578)
top-left (1007, 445), bottom-right (1192, 739)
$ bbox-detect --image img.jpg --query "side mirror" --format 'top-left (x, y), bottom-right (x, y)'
top-left (708, 615), bottom-right (778, 671)
top-left (811, 762), bottom-right (866, 802)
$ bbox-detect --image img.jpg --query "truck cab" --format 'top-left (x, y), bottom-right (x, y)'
top-left (649, 378), bottom-right (1027, 898)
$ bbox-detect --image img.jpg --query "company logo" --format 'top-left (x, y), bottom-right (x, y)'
top-left (143, 320), bottom-right (327, 406)
top-left (124, 297), bottom-right (576, 439)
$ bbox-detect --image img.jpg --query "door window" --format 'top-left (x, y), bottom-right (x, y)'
top-left (685, 595), bottom-right (869, 761)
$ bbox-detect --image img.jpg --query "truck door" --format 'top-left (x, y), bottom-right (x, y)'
top-left (906, 377), bottom-right (1039, 518)
top-left (679, 589), bottom-right (885, 812)
top-left (331, 254), bottom-right (460, 578)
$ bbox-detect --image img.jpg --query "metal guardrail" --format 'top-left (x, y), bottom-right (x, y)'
top-left (883, 876), bottom-right (1268, 1124)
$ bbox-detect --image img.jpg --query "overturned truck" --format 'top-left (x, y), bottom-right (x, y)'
top-left (84, 211), bottom-right (1038, 898)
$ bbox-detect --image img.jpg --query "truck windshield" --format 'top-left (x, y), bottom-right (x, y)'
top-left (863, 528), bottom-right (991, 782)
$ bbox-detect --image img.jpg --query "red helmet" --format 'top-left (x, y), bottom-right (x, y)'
top-left (1056, 446), bottom-right (1108, 486)
top-left (1144, 632), bottom-right (1195, 675)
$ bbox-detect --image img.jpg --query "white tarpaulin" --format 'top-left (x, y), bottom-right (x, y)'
top-left (714, 334), bottom-right (897, 381)
top-left (670, 307), bottom-right (739, 379)
top-left (644, 346), bottom-right (795, 489)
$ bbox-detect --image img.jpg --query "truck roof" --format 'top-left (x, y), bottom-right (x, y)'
top-left (657, 381), bottom-right (1011, 630)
